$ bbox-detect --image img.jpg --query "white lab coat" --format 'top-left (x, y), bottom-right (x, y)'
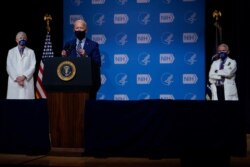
top-left (208, 57), bottom-right (238, 101)
top-left (6, 46), bottom-right (36, 99)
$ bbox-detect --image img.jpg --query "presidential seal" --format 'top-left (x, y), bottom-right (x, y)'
top-left (57, 61), bottom-right (76, 81)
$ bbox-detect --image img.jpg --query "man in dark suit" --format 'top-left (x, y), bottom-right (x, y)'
top-left (61, 19), bottom-right (101, 99)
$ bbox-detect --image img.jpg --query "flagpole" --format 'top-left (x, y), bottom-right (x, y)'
top-left (212, 10), bottom-right (222, 50)
top-left (35, 14), bottom-right (54, 99)
top-left (206, 10), bottom-right (222, 100)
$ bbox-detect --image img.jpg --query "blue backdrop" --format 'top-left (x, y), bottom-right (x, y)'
top-left (63, 0), bottom-right (205, 100)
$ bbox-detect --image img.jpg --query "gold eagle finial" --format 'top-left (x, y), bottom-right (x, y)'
top-left (212, 10), bottom-right (222, 21)
top-left (44, 14), bottom-right (52, 32)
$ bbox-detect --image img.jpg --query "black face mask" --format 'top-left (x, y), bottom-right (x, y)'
top-left (75, 31), bottom-right (86, 40)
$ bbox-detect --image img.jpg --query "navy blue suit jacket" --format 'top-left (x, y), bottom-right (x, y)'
top-left (63, 38), bottom-right (101, 99)
top-left (63, 38), bottom-right (101, 66)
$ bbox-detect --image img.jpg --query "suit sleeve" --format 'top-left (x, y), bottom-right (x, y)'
top-left (91, 42), bottom-right (101, 67)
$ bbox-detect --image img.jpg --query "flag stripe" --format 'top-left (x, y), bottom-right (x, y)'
top-left (35, 32), bottom-right (54, 99)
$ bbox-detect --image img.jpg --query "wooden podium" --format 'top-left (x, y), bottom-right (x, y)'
top-left (43, 57), bottom-right (92, 155)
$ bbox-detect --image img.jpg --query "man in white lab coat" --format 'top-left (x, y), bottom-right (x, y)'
top-left (6, 31), bottom-right (36, 99)
top-left (208, 43), bottom-right (238, 101)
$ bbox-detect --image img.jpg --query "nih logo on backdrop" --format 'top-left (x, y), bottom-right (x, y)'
top-left (160, 13), bottom-right (175, 23)
top-left (92, 34), bottom-right (106, 44)
top-left (183, 33), bottom-right (198, 43)
top-left (182, 74), bottom-right (198, 84)
top-left (114, 94), bottom-right (129, 100)
top-left (137, 34), bottom-right (152, 44)
top-left (101, 74), bottom-right (106, 85)
top-left (92, 0), bottom-right (105, 4)
top-left (136, 74), bottom-right (152, 84)
top-left (160, 94), bottom-right (175, 100)
top-left (136, 0), bottom-right (150, 3)
top-left (114, 14), bottom-right (129, 24)
top-left (114, 54), bottom-right (129, 64)
top-left (160, 53), bottom-right (175, 64)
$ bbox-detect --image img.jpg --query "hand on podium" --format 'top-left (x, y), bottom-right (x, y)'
top-left (61, 50), bottom-right (67, 57)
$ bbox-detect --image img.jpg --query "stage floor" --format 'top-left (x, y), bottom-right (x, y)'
top-left (0, 135), bottom-right (249, 167)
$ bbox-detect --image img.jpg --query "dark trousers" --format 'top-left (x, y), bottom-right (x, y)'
top-left (216, 85), bottom-right (225, 100)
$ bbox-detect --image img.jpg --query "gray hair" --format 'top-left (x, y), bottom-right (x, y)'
top-left (16, 31), bottom-right (27, 40)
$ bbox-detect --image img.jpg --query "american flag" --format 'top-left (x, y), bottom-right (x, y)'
top-left (35, 31), bottom-right (54, 99)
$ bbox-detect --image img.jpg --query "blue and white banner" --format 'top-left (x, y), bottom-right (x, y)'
top-left (63, 0), bottom-right (205, 100)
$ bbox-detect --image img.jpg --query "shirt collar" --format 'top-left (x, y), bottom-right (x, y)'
top-left (77, 38), bottom-right (86, 44)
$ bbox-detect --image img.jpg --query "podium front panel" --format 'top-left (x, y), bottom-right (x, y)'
top-left (43, 57), bottom-right (92, 92)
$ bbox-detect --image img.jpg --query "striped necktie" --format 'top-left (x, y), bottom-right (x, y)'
top-left (77, 40), bottom-right (82, 57)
